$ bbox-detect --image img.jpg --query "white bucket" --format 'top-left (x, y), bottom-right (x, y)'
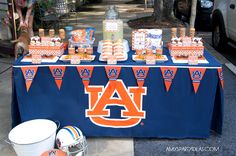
top-left (8, 119), bottom-right (57, 156)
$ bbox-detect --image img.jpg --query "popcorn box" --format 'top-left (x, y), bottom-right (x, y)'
top-left (72, 29), bottom-right (86, 43)
top-left (168, 44), bottom-right (204, 57)
top-left (29, 43), bottom-right (64, 56)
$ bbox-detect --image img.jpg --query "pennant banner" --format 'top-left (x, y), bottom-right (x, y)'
top-left (49, 66), bottom-right (66, 90)
top-left (105, 66), bottom-right (121, 80)
top-left (160, 67), bottom-right (177, 92)
top-left (218, 68), bottom-right (224, 89)
top-left (77, 66), bottom-right (94, 87)
top-left (132, 67), bottom-right (149, 87)
top-left (21, 66), bottom-right (38, 92)
top-left (189, 68), bottom-right (206, 93)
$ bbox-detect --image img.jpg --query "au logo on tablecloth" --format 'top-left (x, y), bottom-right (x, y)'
top-left (160, 67), bottom-right (177, 92)
top-left (21, 67), bottom-right (38, 92)
top-left (77, 66), bottom-right (94, 87)
top-left (105, 66), bottom-right (121, 80)
top-left (49, 66), bottom-right (66, 90)
top-left (189, 68), bottom-right (206, 93)
top-left (53, 68), bottom-right (63, 77)
top-left (79, 68), bottom-right (92, 78)
top-left (132, 67), bottom-right (149, 87)
top-left (85, 79), bottom-right (146, 128)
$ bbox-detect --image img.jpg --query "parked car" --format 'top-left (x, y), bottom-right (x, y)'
top-left (173, 0), bottom-right (214, 28)
top-left (212, 0), bottom-right (236, 50)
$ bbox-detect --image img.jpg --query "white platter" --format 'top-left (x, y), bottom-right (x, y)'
top-left (132, 55), bottom-right (168, 62)
top-left (99, 53), bottom-right (128, 62)
top-left (59, 55), bottom-right (96, 62)
top-left (21, 55), bottom-right (59, 63)
top-left (171, 56), bottom-right (209, 64)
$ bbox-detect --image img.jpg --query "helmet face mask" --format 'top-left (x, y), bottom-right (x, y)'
top-left (56, 126), bottom-right (88, 156)
top-left (64, 137), bottom-right (88, 156)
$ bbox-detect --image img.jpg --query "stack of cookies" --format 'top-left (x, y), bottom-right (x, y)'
top-left (113, 39), bottom-right (124, 59)
top-left (101, 40), bottom-right (113, 59)
top-left (101, 40), bottom-right (125, 60)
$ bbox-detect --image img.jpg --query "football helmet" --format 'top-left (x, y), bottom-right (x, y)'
top-left (56, 126), bottom-right (88, 156)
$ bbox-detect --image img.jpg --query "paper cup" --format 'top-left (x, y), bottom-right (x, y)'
top-left (68, 47), bottom-right (75, 55)
top-left (38, 29), bottom-right (45, 37)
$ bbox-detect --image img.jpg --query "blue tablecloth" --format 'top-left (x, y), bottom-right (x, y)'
top-left (12, 47), bottom-right (224, 138)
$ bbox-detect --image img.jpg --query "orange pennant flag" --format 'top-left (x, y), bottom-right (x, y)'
top-left (49, 66), bottom-right (66, 90)
top-left (77, 66), bottom-right (94, 87)
top-left (132, 67), bottom-right (149, 87)
top-left (160, 67), bottom-right (177, 92)
top-left (21, 66), bottom-right (38, 92)
top-left (105, 66), bottom-right (121, 80)
top-left (218, 68), bottom-right (224, 89)
top-left (164, 81), bottom-right (172, 92)
top-left (105, 66), bottom-right (121, 92)
top-left (137, 80), bottom-right (144, 88)
top-left (82, 80), bottom-right (90, 87)
top-left (189, 68), bottom-right (206, 93)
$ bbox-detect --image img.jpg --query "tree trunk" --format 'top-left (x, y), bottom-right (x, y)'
top-left (153, 0), bottom-right (163, 21)
top-left (163, 0), bottom-right (174, 19)
top-left (190, 0), bottom-right (197, 28)
top-left (153, 0), bottom-right (174, 21)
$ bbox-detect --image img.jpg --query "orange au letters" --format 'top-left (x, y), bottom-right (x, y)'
top-left (85, 79), bottom-right (147, 128)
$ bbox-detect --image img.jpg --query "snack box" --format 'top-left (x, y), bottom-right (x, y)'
top-left (29, 43), bottom-right (64, 56)
top-left (168, 43), bottom-right (204, 57)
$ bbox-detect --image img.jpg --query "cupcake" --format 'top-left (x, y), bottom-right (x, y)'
top-left (35, 36), bottom-right (41, 42)
top-left (30, 40), bottom-right (36, 45)
top-left (136, 49), bottom-right (142, 55)
top-left (49, 41), bottom-right (55, 46)
top-left (55, 38), bottom-right (61, 46)
top-left (197, 39), bottom-right (203, 46)
top-left (146, 49), bottom-right (153, 55)
top-left (78, 47), bottom-right (85, 53)
top-left (177, 41), bottom-right (182, 46)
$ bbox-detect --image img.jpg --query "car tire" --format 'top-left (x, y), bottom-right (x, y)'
top-left (212, 17), bottom-right (227, 51)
